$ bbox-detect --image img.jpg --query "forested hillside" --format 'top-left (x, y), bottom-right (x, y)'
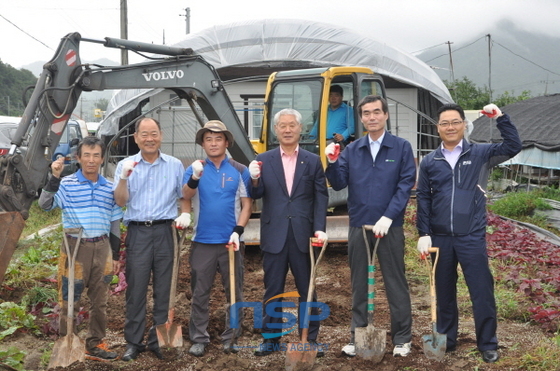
top-left (0, 61), bottom-right (38, 117)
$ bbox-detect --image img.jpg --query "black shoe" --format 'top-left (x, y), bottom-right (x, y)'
top-left (307, 340), bottom-right (324, 358)
top-left (149, 346), bottom-right (164, 360)
top-left (121, 345), bottom-right (144, 361)
top-left (446, 345), bottom-right (456, 353)
top-left (254, 338), bottom-right (280, 356)
top-left (85, 343), bottom-right (118, 361)
top-left (481, 349), bottom-right (499, 363)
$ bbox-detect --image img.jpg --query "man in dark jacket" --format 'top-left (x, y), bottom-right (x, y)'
top-left (248, 108), bottom-right (329, 356)
top-left (325, 95), bottom-right (416, 357)
top-left (416, 103), bottom-right (522, 363)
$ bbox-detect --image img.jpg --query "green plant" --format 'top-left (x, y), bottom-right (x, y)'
top-left (21, 201), bottom-right (61, 239)
top-left (0, 346), bottom-right (27, 371)
top-left (0, 302), bottom-right (38, 340)
top-left (489, 191), bottom-right (551, 219)
top-left (21, 286), bottom-right (58, 310)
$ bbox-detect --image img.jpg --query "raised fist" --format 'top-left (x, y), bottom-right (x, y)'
top-left (325, 142), bottom-right (340, 163)
top-left (121, 161), bottom-right (137, 180)
top-left (191, 160), bottom-right (205, 180)
top-left (481, 104), bottom-right (502, 119)
top-left (249, 160), bottom-right (262, 180)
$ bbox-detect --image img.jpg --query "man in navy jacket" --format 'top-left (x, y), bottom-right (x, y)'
top-left (325, 95), bottom-right (416, 358)
top-left (416, 103), bottom-right (522, 363)
top-left (249, 108), bottom-right (328, 356)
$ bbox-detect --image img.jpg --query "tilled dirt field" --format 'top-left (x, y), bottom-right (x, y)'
top-left (3, 240), bottom-right (551, 371)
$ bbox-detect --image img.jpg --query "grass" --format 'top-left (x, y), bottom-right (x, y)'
top-left (21, 201), bottom-right (61, 239)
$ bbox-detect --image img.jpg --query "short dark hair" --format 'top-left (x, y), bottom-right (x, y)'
top-left (437, 103), bottom-right (465, 121)
top-left (77, 136), bottom-right (106, 158)
top-left (357, 95), bottom-right (388, 115)
top-left (135, 117), bottom-right (162, 131)
top-left (330, 85), bottom-right (343, 96)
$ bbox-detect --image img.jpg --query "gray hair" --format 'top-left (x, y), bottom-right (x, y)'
top-left (274, 108), bottom-right (302, 126)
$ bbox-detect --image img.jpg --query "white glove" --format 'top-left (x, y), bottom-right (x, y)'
top-left (481, 103), bottom-right (503, 119)
top-left (191, 160), bottom-right (204, 180)
top-left (249, 160), bottom-right (262, 180)
top-left (120, 161), bottom-right (137, 180)
top-left (325, 143), bottom-right (340, 163)
top-left (417, 235), bottom-right (432, 256)
top-left (314, 231), bottom-right (328, 243)
top-left (227, 232), bottom-right (240, 251)
top-left (372, 216), bottom-right (392, 237)
top-left (174, 212), bottom-right (191, 229)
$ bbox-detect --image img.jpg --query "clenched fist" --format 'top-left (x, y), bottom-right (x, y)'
top-left (121, 161), bottom-right (137, 180)
top-left (249, 160), bottom-right (262, 180)
top-left (481, 104), bottom-right (503, 119)
top-left (191, 160), bottom-right (204, 180)
top-left (325, 143), bottom-right (340, 163)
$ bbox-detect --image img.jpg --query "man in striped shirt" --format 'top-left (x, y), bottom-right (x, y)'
top-left (39, 135), bottom-right (123, 361)
top-left (113, 117), bottom-right (188, 361)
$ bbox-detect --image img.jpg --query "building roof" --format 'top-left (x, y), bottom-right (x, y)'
top-left (470, 94), bottom-right (560, 151)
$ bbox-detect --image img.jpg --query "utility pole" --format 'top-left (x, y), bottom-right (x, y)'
top-left (487, 34), bottom-right (493, 141)
top-left (181, 7), bottom-right (191, 34)
top-left (446, 41), bottom-right (456, 100)
top-left (120, 0), bottom-right (129, 65)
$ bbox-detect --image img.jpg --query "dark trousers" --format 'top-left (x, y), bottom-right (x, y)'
top-left (124, 222), bottom-right (174, 350)
top-left (432, 230), bottom-right (498, 351)
top-left (261, 224), bottom-right (320, 340)
top-left (189, 242), bottom-right (245, 344)
top-left (348, 226), bottom-right (412, 345)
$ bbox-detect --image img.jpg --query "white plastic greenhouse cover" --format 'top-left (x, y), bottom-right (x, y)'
top-left (99, 19), bottom-right (452, 136)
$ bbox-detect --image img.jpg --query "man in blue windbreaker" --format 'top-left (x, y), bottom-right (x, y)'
top-left (416, 103), bottom-right (522, 364)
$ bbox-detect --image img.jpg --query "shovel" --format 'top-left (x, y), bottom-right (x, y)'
top-left (355, 225), bottom-right (386, 363)
top-left (285, 237), bottom-right (328, 371)
top-left (156, 226), bottom-right (187, 348)
top-left (225, 235), bottom-right (238, 352)
top-left (49, 228), bottom-right (86, 369)
top-left (422, 247), bottom-right (446, 361)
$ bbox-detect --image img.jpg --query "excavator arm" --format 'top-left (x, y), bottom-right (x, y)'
top-left (0, 32), bottom-right (255, 283)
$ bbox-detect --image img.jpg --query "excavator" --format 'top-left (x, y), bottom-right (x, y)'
top-left (0, 32), bottom-right (396, 283)
top-left (0, 32), bottom-right (257, 284)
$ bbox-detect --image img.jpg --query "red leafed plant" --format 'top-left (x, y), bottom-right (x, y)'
top-left (486, 211), bottom-right (560, 332)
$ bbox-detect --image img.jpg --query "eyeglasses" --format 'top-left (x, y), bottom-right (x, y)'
top-left (437, 120), bottom-right (464, 128)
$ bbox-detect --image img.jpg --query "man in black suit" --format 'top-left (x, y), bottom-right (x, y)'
top-left (249, 108), bottom-right (329, 356)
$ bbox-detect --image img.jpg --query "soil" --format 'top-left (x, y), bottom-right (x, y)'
top-left (0, 238), bottom-right (551, 371)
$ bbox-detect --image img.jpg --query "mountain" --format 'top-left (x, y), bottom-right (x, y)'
top-left (416, 19), bottom-right (560, 97)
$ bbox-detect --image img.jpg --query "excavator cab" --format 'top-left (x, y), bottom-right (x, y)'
top-left (259, 67), bottom-right (387, 168)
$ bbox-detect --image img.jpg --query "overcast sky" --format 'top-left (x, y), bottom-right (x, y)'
top-left (1, 0), bottom-right (559, 69)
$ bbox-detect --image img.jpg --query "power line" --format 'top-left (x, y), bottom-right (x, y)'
top-left (411, 42), bottom-right (446, 55)
top-left (0, 13), bottom-right (53, 51)
top-left (493, 40), bottom-right (560, 78)
top-left (424, 35), bottom-right (486, 63)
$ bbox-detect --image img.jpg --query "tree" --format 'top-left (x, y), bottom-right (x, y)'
top-left (0, 61), bottom-right (37, 116)
top-left (444, 76), bottom-right (532, 109)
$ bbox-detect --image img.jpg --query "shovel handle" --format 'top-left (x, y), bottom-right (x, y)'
top-left (425, 247), bottom-right (439, 323)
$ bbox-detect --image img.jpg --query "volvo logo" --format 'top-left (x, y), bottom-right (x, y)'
top-left (142, 70), bottom-right (184, 81)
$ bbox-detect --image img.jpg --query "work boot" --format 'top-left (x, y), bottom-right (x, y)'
top-left (86, 343), bottom-right (118, 361)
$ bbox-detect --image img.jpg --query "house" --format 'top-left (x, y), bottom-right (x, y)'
top-left (470, 94), bottom-right (560, 187)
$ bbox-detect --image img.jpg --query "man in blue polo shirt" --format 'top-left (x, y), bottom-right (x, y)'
top-left (309, 84), bottom-right (355, 144)
top-left (39, 136), bottom-right (123, 361)
top-left (182, 120), bottom-right (252, 357)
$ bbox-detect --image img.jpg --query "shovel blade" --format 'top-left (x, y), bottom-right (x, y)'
top-left (285, 341), bottom-right (318, 371)
top-left (355, 326), bottom-right (386, 363)
top-left (156, 322), bottom-right (184, 348)
top-left (48, 333), bottom-right (85, 369)
top-left (422, 327), bottom-right (446, 361)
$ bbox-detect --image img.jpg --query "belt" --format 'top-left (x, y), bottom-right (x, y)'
top-left (66, 234), bottom-right (108, 242)
top-left (129, 219), bottom-right (173, 227)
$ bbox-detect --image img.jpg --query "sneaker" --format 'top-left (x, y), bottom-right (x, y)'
top-left (341, 343), bottom-right (355, 357)
top-left (86, 343), bottom-right (118, 361)
top-left (189, 342), bottom-right (207, 357)
top-left (393, 342), bottom-right (411, 357)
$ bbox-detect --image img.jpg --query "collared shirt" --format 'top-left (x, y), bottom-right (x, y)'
top-left (50, 170), bottom-right (123, 238)
top-left (183, 156), bottom-right (251, 244)
top-left (113, 151), bottom-right (184, 225)
top-left (280, 145), bottom-right (299, 195)
top-left (441, 142), bottom-right (463, 169)
top-left (368, 131), bottom-right (385, 162)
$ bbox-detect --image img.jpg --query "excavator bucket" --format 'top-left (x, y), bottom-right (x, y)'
top-left (0, 212), bottom-right (25, 285)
